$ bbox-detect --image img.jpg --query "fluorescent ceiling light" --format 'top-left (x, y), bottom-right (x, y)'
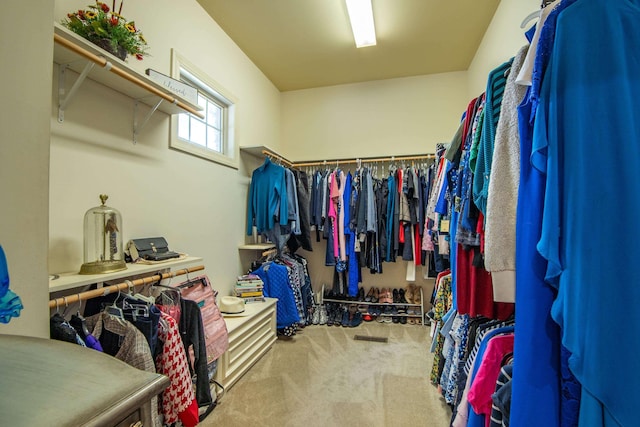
top-left (345, 0), bottom-right (377, 48)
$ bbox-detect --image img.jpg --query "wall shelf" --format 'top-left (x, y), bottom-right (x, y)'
top-left (238, 243), bottom-right (276, 251)
top-left (49, 256), bottom-right (203, 293)
top-left (53, 23), bottom-right (203, 142)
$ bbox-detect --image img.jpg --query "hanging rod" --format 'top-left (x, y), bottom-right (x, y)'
top-left (262, 149), bottom-right (294, 167)
top-left (53, 33), bottom-right (204, 119)
top-left (261, 149), bottom-right (434, 169)
top-left (48, 265), bottom-right (204, 309)
top-left (293, 153), bottom-right (435, 168)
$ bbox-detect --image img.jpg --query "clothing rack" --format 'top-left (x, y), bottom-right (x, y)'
top-left (294, 154), bottom-right (435, 168)
top-left (262, 248), bottom-right (278, 258)
top-left (261, 149), bottom-right (434, 169)
top-left (261, 150), bottom-right (294, 168)
top-left (48, 265), bottom-right (205, 309)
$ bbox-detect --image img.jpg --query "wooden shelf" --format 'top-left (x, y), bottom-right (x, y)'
top-left (238, 243), bottom-right (276, 250)
top-left (49, 256), bottom-right (203, 293)
top-left (53, 23), bottom-right (203, 118)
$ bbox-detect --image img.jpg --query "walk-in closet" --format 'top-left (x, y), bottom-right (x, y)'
top-left (2, 0), bottom-right (636, 426)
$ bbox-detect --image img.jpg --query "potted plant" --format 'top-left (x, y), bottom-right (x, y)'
top-left (62, 1), bottom-right (148, 61)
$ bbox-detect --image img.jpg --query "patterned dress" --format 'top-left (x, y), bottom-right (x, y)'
top-left (430, 274), bottom-right (452, 384)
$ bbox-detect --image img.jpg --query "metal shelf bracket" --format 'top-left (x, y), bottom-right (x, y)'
top-left (58, 61), bottom-right (96, 123)
top-left (133, 98), bottom-right (165, 144)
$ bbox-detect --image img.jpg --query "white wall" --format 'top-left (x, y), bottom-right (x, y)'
top-left (49, 0), bottom-right (281, 299)
top-left (0, 2), bottom-right (54, 338)
top-left (281, 72), bottom-right (469, 161)
top-left (467, 0), bottom-right (540, 97)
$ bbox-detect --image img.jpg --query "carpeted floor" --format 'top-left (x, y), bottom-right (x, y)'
top-left (201, 322), bottom-right (451, 427)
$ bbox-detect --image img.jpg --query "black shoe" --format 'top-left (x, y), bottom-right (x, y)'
top-left (350, 312), bottom-right (363, 327)
top-left (398, 289), bottom-right (408, 304)
top-left (365, 287), bottom-right (375, 302)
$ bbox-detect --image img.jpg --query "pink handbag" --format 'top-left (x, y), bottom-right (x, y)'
top-left (178, 275), bottom-right (229, 363)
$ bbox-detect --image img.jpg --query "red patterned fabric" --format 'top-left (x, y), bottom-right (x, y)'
top-left (156, 312), bottom-right (198, 427)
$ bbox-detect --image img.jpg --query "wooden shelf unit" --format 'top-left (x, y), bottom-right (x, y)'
top-left (49, 256), bottom-right (204, 293)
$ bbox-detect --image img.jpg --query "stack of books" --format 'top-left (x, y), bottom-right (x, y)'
top-left (235, 274), bottom-right (265, 303)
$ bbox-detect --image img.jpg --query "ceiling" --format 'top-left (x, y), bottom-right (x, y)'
top-left (197, 0), bottom-right (500, 92)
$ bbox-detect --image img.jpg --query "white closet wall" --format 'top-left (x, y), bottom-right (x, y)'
top-left (0, 1), bottom-right (54, 338)
top-left (48, 0), bottom-right (281, 300)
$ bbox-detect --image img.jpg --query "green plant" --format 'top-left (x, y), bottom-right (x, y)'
top-left (62, 1), bottom-right (148, 60)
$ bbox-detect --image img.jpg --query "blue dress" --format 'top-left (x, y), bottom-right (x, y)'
top-left (537, 1), bottom-right (640, 425)
top-left (510, 88), bottom-right (561, 427)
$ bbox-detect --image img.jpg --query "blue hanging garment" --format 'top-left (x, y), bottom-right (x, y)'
top-left (0, 245), bottom-right (23, 324)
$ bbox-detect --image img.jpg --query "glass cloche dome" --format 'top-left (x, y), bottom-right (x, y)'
top-left (79, 194), bottom-right (127, 275)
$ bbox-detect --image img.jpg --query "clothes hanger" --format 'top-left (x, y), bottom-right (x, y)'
top-left (70, 293), bottom-right (91, 339)
top-left (520, 9), bottom-right (540, 28)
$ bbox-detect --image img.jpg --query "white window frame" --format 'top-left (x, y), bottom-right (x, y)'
top-left (170, 50), bottom-right (238, 169)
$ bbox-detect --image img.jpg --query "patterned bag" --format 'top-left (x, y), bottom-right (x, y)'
top-left (178, 275), bottom-right (229, 363)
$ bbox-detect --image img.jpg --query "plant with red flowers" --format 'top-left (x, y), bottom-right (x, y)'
top-left (62, 1), bottom-right (148, 60)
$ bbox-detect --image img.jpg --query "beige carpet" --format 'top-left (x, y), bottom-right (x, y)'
top-left (202, 322), bottom-right (452, 427)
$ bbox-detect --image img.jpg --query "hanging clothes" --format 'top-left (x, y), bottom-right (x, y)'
top-left (537, 1), bottom-right (640, 425)
top-left (473, 58), bottom-right (514, 217)
top-left (246, 157), bottom-right (289, 236)
top-left (155, 312), bottom-right (198, 427)
top-left (483, 44), bottom-right (529, 304)
top-left (253, 261), bottom-right (300, 329)
top-left (86, 312), bottom-right (161, 427)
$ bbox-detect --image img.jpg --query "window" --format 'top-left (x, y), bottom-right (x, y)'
top-left (170, 50), bottom-right (238, 168)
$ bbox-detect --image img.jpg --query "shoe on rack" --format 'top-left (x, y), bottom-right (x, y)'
top-left (357, 304), bottom-right (368, 313)
top-left (319, 305), bottom-right (328, 325)
top-left (398, 288), bottom-right (408, 304)
top-left (350, 312), bottom-right (363, 327)
top-left (392, 289), bottom-right (399, 303)
top-left (384, 288), bottom-right (391, 304)
top-left (328, 304), bottom-right (341, 326)
top-left (341, 311), bottom-right (351, 327)
top-left (363, 314), bottom-right (373, 322)
top-left (370, 305), bottom-right (381, 316)
top-left (358, 287), bottom-right (365, 301)
top-left (326, 305), bottom-right (334, 326)
top-left (365, 287), bottom-right (374, 302)
top-left (372, 287), bottom-right (379, 303)
top-left (405, 284), bottom-right (415, 305)
top-left (413, 285), bottom-right (423, 305)
top-left (400, 316), bottom-right (407, 325)
top-left (311, 306), bottom-right (320, 325)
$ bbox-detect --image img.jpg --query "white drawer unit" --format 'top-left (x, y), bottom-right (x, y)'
top-left (215, 298), bottom-right (277, 390)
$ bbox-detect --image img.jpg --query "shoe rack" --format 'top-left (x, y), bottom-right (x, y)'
top-left (320, 284), bottom-right (425, 326)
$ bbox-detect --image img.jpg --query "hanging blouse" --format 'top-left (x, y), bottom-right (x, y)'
top-left (155, 312), bottom-right (198, 427)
